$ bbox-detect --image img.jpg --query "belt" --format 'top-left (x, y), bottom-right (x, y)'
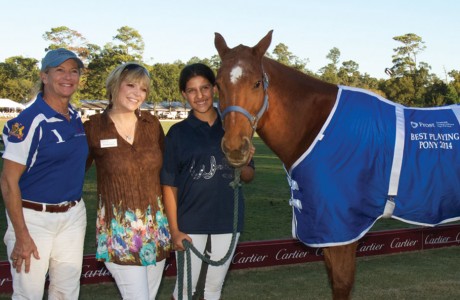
top-left (22, 199), bottom-right (80, 213)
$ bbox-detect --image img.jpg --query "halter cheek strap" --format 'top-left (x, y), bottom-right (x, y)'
top-left (218, 71), bottom-right (269, 131)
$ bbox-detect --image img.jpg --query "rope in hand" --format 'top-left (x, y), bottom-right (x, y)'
top-left (177, 168), bottom-right (242, 300)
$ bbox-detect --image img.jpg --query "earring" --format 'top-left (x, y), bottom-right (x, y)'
top-left (138, 108), bottom-right (141, 117)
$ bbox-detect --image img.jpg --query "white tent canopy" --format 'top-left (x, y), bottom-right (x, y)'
top-left (0, 98), bottom-right (25, 110)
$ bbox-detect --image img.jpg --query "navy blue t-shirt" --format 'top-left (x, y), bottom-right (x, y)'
top-left (161, 111), bottom-right (253, 234)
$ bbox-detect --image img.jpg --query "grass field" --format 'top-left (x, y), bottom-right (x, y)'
top-left (72, 246), bottom-right (460, 300)
top-left (0, 119), bottom-right (459, 299)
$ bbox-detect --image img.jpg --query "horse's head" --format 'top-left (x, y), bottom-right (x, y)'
top-left (214, 30), bottom-right (273, 168)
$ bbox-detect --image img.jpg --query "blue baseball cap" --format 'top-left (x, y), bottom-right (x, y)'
top-left (40, 48), bottom-right (84, 72)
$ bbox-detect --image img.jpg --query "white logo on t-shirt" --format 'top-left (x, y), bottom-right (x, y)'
top-left (51, 129), bottom-right (65, 143)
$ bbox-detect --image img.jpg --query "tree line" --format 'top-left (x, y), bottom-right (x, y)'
top-left (0, 26), bottom-right (459, 108)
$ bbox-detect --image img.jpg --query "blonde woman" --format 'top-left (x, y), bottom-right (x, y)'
top-left (84, 62), bottom-right (171, 299)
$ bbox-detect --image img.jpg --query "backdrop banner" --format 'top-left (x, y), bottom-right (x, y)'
top-left (0, 224), bottom-right (459, 293)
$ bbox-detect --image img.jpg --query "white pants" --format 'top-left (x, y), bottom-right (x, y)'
top-left (173, 233), bottom-right (239, 300)
top-left (4, 200), bottom-right (87, 300)
top-left (105, 260), bottom-right (166, 300)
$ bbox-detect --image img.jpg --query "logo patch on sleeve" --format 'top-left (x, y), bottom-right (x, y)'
top-left (9, 122), bottom-right (25, 140)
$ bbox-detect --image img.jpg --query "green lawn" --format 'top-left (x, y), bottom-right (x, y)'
top-left (1, 247), bottom-right (457, 299)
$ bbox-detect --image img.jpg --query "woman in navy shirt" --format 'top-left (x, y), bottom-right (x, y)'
top-left (161, 63), bottom-right (255, 300)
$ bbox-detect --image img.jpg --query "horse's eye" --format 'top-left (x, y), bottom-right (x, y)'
top-left (254, 80), bottom-right (262, 89)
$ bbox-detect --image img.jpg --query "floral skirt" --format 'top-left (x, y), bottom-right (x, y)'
top-left (95, 197), bottom-right (171, 265)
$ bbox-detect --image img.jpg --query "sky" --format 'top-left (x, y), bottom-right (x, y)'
top-left (1, 0), bottom-right (459, 80)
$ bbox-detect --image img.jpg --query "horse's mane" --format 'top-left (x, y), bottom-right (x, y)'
top-left (255, 56), bottom-right (338, 168)
top-left (261, 56), bottom-right (337, 104)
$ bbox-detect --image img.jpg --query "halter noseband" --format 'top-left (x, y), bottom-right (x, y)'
top-left (218, 71), bottom-right (269, 131)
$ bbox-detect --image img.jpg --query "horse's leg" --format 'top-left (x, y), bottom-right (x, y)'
top-left (322, 242), bottom-right (358, 300)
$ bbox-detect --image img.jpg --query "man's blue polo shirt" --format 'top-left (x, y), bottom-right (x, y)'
top-left (2, 93), bottom-right (88, 204)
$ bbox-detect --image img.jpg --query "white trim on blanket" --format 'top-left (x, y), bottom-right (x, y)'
top-left (288, 87), bottom-right (343, 174)
top-left (451, 105), bottom-right (460, 125)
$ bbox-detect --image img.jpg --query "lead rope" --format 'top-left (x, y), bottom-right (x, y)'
top-left (177, 168), bottom-right (242, 300)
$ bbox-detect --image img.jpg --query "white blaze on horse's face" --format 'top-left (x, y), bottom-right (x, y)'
top-left (218, 62), bottom-right (253, 168)
top-left (230, 65), bottom-right (243, 85)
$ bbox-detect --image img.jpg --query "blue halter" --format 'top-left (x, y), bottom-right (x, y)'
top-left (218, 71), bottom-right (269, 131)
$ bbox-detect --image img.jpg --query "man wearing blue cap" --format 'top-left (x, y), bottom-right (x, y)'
top-left (1, 48), bottom-right (88, 299)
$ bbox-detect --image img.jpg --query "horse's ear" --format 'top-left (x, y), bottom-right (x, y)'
top-left (253, 30), bottom-right (273, 58)
top-left (215, 32), bottom-right (230, 58)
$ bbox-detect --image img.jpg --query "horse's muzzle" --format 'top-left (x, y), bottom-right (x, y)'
top-left (221, 136), bottom-right (252, 168)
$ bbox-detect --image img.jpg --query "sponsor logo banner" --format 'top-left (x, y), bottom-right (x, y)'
top-left (1, 225), bottom-right (459, 293)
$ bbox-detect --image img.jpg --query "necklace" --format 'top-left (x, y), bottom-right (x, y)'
top-left (52, 108), bottom-right (70, 119)
top-left (57, 110), bottom-right (70, 116)
top-left (124, 133), bottom-right (133, 142)
top-left (113, 119), bottom-right (137, 142)
top-left (45, 101), bottom-right (70, 117)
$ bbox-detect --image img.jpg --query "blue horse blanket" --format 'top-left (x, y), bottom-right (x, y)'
top-left (288, 86), bottom-right (460, 247)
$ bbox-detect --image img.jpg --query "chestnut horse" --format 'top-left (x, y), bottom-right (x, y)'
top-left (214, 30), bottom-right (460, 299)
